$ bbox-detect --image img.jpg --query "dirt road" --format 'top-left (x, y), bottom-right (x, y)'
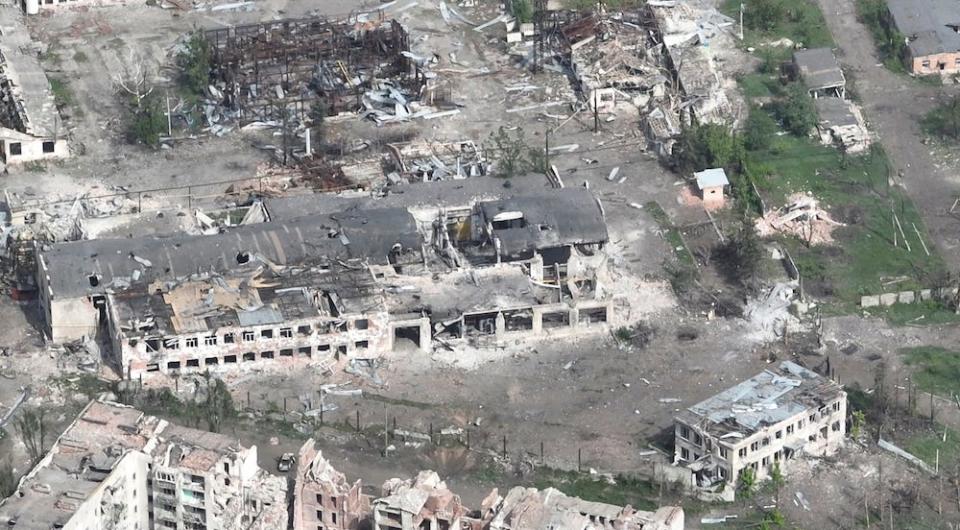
top-left (816, 0), bottom-right (960, 266)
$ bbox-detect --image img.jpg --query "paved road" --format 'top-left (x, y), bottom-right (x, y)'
top-left (817, 0), bottom-right (960, 267)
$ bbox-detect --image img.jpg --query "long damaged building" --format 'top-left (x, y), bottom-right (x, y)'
top-left (36, 182), bottom-right (621, 378)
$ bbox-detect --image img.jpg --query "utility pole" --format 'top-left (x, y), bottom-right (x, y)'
top-left (739, 3), bottom-right (744, 40)
top-left (544, 128), bottom-right (550, 175)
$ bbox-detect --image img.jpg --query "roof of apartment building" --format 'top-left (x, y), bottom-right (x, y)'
top-left (792, 48), bottom-right (845, 91)
top-left (676, 361), bottom-right (845, 439)
top-left (478, 188), bottom-right (608, 255)
top-left (263, 176), bottom-right (559, 222)
top-left (888, 0), bottom-right (960, 57)
top-left (40, 206), bottom-right (421, 300)
top-left (0, 4), bottom-right (61, 138)
top-left (0, 400), bottom-right (283, 529)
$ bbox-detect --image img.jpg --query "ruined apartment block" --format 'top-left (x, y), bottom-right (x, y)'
top-left (289, 441), bottom-right (685, 530)
top-left (0, 4), bottom-right (68, 163)
top-left (293, 439), bottom-right (370, 530)
top-left (373, 471), bottom-right (466, 530)
top-left (37, 187), bottom-right (617, 379)
top-left (673, 361), bottom-right (847, 491)
top-left (481, 486), bottom-right (684, 530)
top-left (0, 400), bottom-right (287, 529)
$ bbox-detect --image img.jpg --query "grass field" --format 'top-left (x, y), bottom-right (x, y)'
top-left (901, 346), bottom-right (960, 397)
top-left (720, 0), bottom-right (834, 48)
top-left (907, 424), bottom-right (960, 471)
top-left (754, 132), bottom-right (944, 305)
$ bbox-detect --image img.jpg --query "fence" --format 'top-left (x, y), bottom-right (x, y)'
top-left (860, 286), bottom-right (956, 308)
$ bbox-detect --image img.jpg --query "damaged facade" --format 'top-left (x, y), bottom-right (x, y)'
top-left (373, 471), bottom-right (466, 530)
top-left (787, 47), bottom-right (870, 153)
top-left (293, 439), bottom-right (370, 530)
top-left (529, 2), bottom-right (735, 157)
top-left (0, 400), bottom-right (287, 529)
top-left (288, 440), bottom-right (684, 530)
top-left (887, 0), bottom-right (960, 75)
top-left (673, 361), bottom-right (847, 492)
top-left (37, 187), bottom-right (618, 379)
top-left (0, 4), bottom-right (68, 163)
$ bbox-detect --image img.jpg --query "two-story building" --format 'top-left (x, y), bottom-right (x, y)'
top-left (673, 361), bottom-right (847, 490)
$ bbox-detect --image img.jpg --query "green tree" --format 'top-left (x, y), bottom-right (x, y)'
top-left (768, 462), bottom-right (785, 505)
top-left (512, 0), bottom-right (534, 23)
top-left (775, 82), bottom-right (817, 136)
top-left (738, 467), bottom-right (757, 499)
top-left (487, 126), bottom-right (542, 178)
top-left (743, 0), bottom-right (786, 31)
top-left (743, 107), bottom-right (778, 151)
top-left (723, 220), bottom-right (764, 287)
top-left (178, 30), bottom-right (212, 96)
top-left (0, 460), bottom-right (16, 498)
top-left (851, 409), bottom-right (866, 439)
top-left (202, 376), bottom-right (235, 433)
top-left (922, 95), bottom-right (960, 141)
top-left (672, 123), bottom-right (745, 175)
top-left (15, 408), bottom-right (47, 465)
top-left (128, 93), bottom-right (167, 147)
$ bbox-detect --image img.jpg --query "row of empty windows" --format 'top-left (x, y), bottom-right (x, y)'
top-left (146, 342), bottom-right (370, 372)
top-left (6, 141), bottom-right (56, 156)
top-left (680, 401), bottom-right (844, 460)
top-left (141, 320), bottom-right (369, 352)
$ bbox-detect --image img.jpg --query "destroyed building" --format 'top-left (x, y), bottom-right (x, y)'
top-left (203, 16), bottom-right (425, 128)
top-left (789, 48), bottom-right (845, 99)
top-left (673, 361), bottom-right (847, 491)
top-left (0, 400), bottom-right (287, 529)
top-left (481, 486), bottom-right (684, 530)
top-left (0, 4), bottom-right (68, 163)
top-left (38, 187), bottom-right (618, 378)
top-left (293, 439), bottom-right (370, 530)
top-left (373, 471), bottom-right (466, 530)
top-left (887, 0), bottom-right (960, 75)
top-left (813, 97), bottom-right (871, 154)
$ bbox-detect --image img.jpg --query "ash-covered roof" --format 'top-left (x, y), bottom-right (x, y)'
top-left (40, 207), bottom-right (421, 300)
top-left (478, 188), bottom-right (608, 256)
top-left (792, 48), bottom-right (845, 91)
top-left (676, 361), bottom-right (844, 438)
top-left (888, 0), bottom-right (960, 57)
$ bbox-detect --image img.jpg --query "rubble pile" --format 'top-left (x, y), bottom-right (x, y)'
top-left (755, 193), bottom-right (844, 245)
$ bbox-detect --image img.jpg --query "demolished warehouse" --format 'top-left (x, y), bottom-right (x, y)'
top-left (37, 188), bottom-right (619, 379)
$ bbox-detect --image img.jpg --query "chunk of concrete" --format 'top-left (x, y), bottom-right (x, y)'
top-left (879, 293), bottom-right (898, 306)
top-left (898, 291), bottom-right (916, 304)
top-left (919, 289), bottom-right (933, 301)
top-left (860, 295), bottom-right (880, 308)
top-left (506, 31), bottom-right (522, 43)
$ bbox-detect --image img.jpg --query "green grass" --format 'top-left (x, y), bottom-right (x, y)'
top-left (901, 346), bottom-right (960, 397)
top-left (747, 127), bottom-right (945, 306)
top-left (738, 73), bottom-right (780, 99)
top-left (720, 0), bottom-right (834, 48)
top-left (645, 201), bottom-right (696, 269)
top-left (533, 468), bottom-right (658, 510)
top-left (906, 424), bottom-right (960, 470)
top-left (49, 78), bottom-right (74, 108)
top-left (879, 300), bottom-right (960, 326)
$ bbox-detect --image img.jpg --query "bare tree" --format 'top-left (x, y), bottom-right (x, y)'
top-left (113, 50), bottom-right (156, 109)
top-left (15, 407), bottom-right (47, 464)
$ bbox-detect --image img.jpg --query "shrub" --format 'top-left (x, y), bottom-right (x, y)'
top-left (744, 106), bottom-right (778, 150)
top-left (774, 82), bottom-right (817, 136)
top-left (178, 30), bottom-right (212, 95)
